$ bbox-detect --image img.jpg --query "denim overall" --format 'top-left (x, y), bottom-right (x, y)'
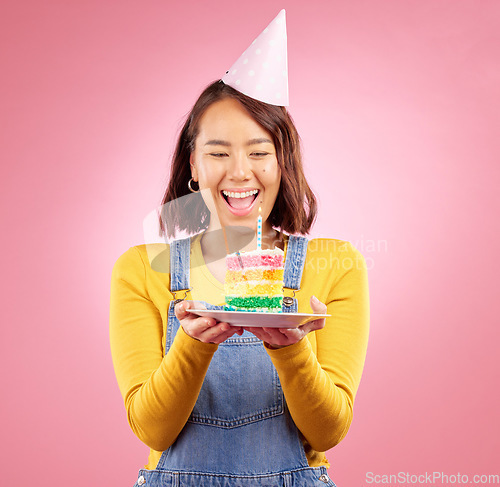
top-left (133, 236), bottom-right (336, 487)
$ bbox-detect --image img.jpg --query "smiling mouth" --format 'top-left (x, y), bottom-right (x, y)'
top-left (221, 189), bottom-right (259, 210)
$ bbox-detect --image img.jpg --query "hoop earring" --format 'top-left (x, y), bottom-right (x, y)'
top-left (188, 178), bottom-right (199, 193)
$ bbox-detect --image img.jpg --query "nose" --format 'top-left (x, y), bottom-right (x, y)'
top-left (227, 152), bottom-right (252, 181)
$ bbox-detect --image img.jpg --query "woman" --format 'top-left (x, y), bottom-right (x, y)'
top-left (110, 79), bottom-right (369, 487)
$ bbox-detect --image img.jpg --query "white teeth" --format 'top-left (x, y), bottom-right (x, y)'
top-left (222, 189), bottom-right (258, 199)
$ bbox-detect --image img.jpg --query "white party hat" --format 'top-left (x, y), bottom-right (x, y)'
top-left (222, 9), bottom-right (289, 106)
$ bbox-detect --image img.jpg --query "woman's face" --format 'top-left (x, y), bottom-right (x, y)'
top-left (190, 98), bottom-right (281, 234)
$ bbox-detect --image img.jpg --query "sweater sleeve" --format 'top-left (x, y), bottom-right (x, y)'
top-left (266, 241), bottom-right (370, 452)
top-left (109, 247), bottom-right (218, 452)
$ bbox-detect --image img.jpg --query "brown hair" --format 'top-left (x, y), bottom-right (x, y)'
top-left (160, 80), bottom-right (317, 237)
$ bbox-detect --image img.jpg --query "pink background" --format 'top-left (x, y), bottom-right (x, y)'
top-left (1, 1), bottom-right (499, 485)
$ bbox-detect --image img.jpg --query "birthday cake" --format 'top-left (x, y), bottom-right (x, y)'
top-left (224, 248), bottom-right (285, 312)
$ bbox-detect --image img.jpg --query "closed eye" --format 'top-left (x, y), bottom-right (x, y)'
top-left (251, 152), bottom-right (269, 157)
top-left (209, 152), bottom-right (228, 158)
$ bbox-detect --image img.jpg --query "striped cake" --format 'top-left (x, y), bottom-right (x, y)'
top-left (224, 248), bottom-right (285, 312)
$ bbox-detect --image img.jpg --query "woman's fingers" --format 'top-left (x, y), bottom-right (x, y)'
top-left (276, 327), bottom-right (303, 341)
top-left (302, 295), bottom-right (327, 333)
top-left (263, 327), bottom-right (295, 345)
top-left (207, 324), bottom-right (242, 344)
top-left (174, 300), bottom-right (196, 320)
top-left (174, 301), bottom-right (243, 343)
top-left (175, 301), bottom-right (218, 341)
top-left (197, 321), bottom-right (244, 344)
top-left (310, 295), bottom-right (327, 314)
top-left (249, 327), bottom-right (273, 342)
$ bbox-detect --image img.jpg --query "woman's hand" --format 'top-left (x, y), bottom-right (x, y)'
top-left (175, 300), bottom-right (243, 344)
top-left (245, 296), bottom-right (327, 349)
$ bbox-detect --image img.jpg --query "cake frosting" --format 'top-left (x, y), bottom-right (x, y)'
top-left (224, 248), bottom-right (284, 312)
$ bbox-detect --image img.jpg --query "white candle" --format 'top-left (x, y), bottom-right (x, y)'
top-left (257, 207), bottom-right (262, 251)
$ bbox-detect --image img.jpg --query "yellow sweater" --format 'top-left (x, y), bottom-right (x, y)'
top-left (109, 236), bottom-right (369, 470)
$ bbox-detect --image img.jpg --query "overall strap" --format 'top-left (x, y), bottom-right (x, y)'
top-left (169, 237), bottom-right (191, 292)
top-left (283, 235), bottom-right (308, 290)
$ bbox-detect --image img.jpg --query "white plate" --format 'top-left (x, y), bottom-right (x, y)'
top-left (188, 309), bottom-right (329, 328)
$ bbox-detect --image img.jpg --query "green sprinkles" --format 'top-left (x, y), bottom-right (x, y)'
top-left (225, 296), bottom-right (283, 309)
